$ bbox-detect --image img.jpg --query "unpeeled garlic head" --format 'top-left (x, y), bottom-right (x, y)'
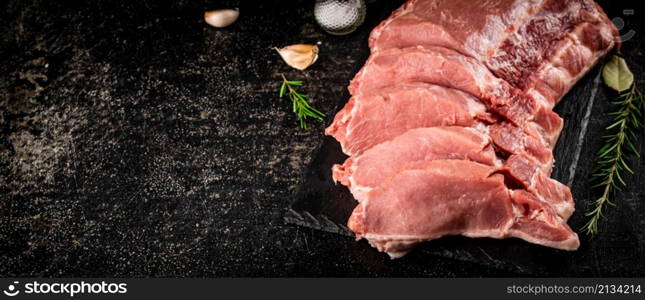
top-left (275, 44), bottom-right (319, 71)
top-left (204, 8), bottom-right (239, 28)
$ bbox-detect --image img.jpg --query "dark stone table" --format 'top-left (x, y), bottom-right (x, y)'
top-left (1, 0), bottom-right (643, 276)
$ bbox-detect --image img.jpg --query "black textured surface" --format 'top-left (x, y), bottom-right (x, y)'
top-left (1, 0), bottom-right (643, 277)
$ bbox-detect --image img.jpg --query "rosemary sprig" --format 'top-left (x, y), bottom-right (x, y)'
top-left (279, 74), bottom-right (325, 129)
top-left (583, 56), bottom-right (644, 235)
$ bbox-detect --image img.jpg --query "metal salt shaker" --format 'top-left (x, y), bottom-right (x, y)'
top-left (314, 0), bottom-right (366, 35)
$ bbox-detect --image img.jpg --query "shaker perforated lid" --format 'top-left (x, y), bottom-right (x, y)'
top-left (314, 0), bottom-right (366, 35)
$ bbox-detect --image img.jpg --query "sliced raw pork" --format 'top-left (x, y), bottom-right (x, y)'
top-left (346, 46), bottom-right (563, 148)
top-left (332, 126), bottom-right (500, 202)
top-left (347, 160), bottom-right (580, 258)
top-left (333, 126), bottom-right (574, 219)
top-left (322, 0), bottom-right (619, 257)
top-left (369, 0), bottom-right (620, 106)
top-left (326, 83), bottom-right (492, 156)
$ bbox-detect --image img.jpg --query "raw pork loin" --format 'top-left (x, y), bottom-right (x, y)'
top-left (347, 160), bottom-right (580, 258)
top-left (325, 0), bottom-right (619, 258)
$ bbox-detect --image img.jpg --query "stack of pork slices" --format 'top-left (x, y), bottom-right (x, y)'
top-left (325, 0), bottom-right (620, 258)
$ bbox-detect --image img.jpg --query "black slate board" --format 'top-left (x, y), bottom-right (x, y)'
top-left (286, 1), bottom-right (645, 276)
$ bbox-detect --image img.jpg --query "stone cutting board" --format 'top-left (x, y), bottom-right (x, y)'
top-left (286, 1), bottom-right (645, 276)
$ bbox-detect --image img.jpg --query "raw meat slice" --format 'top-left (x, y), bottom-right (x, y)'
top-left (369, 0), bottom-right (619, 105)
top-left (332, 126), bottom-right (500, 202)
top-left (507, 190), bottom-right (579, 250)
top-left (333, 125), bottom-right (574, 219)
top-left (326, 82), bottom-right (556, 179)
top-left (369, 0), bottom-right (546, 56)
top-left (524, 21), bottom-right (619, 107)
top-left (489, 122), bottom-right (552, 165)
top-left (350, 46), bottom-right (502, 99)
top-left (325, 83), bottom-right (492, 156)
top-left (346, 46), bottom-right (563, 148)
top-left (499, 155), bottom-right (574, 219)
top-left (347, 160), bottom-right (579, 258)
top-left (327, 74), bottom-right (571, 217)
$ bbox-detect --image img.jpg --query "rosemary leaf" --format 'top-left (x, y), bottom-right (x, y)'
top-left (279, 82), bottom-right (286, 98)
top-left (279, 74), bottom-right (326, 129)
top-left (584, 80), bottom-right (643, 235)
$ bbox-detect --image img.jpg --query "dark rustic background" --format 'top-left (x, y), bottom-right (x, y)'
top-left (1, 0), bottom-right (643, 276)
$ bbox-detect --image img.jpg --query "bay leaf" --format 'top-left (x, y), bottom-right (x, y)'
top-left (602, 55), bottom-right (634, 92)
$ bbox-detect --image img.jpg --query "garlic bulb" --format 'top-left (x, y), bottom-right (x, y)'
top-left (275, 44), bottom-right (320, 71)
top-left (204, 8), bottom-right (239, 28)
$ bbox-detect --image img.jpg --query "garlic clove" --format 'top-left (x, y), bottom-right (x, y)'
top-left (275, 44), bottom-right (319, 71)
top-left (204, 8), bottom-right (239, 28)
